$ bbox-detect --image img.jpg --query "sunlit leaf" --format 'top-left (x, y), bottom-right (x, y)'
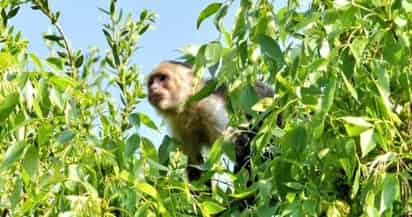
top-left (138, 112), bottom-right (158, 131)
top-left (135, 182), bottom-right (159, 199)
top-left (0, 52), bottom-right (16, 71)
top-left (252, 97), bottom-right (275, 112)
top-left (360, 128), bottom-right (376, 158)
top-left (196, 3), bottom-right (222, 29)
top-left (0, 142), bottom-right (27, 172)
top-left (0, 92), bottom-right (19, 122)
top-left (341, 116), bottom-right (373, 137)
top-left (201, 201), bottom-right (226, 216)
top-left (350, 37), bottom-right (367, 63)
top-left (49, 75), bottom-right (77, 91)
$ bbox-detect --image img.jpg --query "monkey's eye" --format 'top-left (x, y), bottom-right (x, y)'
top-left (159, 74), bottom-right (168, 82)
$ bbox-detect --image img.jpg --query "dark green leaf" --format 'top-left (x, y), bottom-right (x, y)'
top-left (125, 134), bottom-right (140, 160)
top-left (43, 34), bottom-right (63, 42)
top-left (56, 130), bottom-right (75, 145)
top-left (257, 34), bottom-right (284, 66)
top-left (22, 145), bottom-right (40, 178)
top-left (380, 174), bottom-right (399, 214)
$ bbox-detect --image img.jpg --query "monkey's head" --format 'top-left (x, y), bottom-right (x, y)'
top-left (148, 61), bottom-right (194, 113)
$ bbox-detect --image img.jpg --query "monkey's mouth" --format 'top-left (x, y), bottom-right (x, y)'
top-left (149, 93), bottom-right (164, 103)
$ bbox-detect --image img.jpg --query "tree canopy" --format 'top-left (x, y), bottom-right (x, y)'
top-left (0, 0), bottom-right (411, 216)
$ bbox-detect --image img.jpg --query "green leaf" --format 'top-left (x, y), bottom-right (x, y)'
top-left (205, 42), bottom-right (222, 65)
top-left (188, 79), bottom-right (219, 104)
top-left (213, 4), bottom-right (228, 32)
top-left (125, 134), bottom-right (140, 160)
top-left (0, 92), bottom-right (19, 122)
top-left (360, 128), bottom-right (376, 158)
top-left (7, 7), bottom-right (20, 19)
top-left (230, 185), bottom-right (257, 199)
top-left (22, 145), bottom-right (40, 178)
top-left (158, 136), bottom-right (178, 165)
top-left (197, 3), bottom-right (222, 29)
top-left (141, 137), bottom-right (158, 161)
top-left (75, 54), bottom-right (84, 68)
top-left (49, 75), bottom-right (77, 91)
top-left (46, 57), bottom-right (64, 71)
top-left (201, 201), bottom-right (226, 216)
top-left (57, 130), bottom-right (75, 145)
top-left (0, 52), bottom-right (16, 71)
top-left (29, 53), bottom-right (44, 72)
top-left (281, 126), bottom-right (307, 155)
top-left (350, 37), bottom-right (368, 63)
top-left (257, 34), bottom-right (284, 66)
top-left (0, 142), bottom-right (27, 172)
top-left (380, 174), bottom-right (399, 214)
top-left (49, 88), bottom-right (64, 110)
top-left (351, 165), bottom-right (360, 199)
top-left (128, 113), bottom-right (140, 128)
top-left (252, 97), bottom-right (275, 112)
top-left (310, 72), bottom-right (337, 138)
top-left (373, 63), bottom-right (396, 121)
top-left (10, 177), bottom-right (22, 208)
top-left (135, 182), bottom-right (159, 199)
top-left (138, 112), bottom-right (158, 131)
top-left (43, 34), bottom-right (63, 42)
top-left (205, 138), bottom-right (224, 169)
top-left (341, 116), bottom-right (373, 137)
top-left (340, 70), bottom-right (358, 102)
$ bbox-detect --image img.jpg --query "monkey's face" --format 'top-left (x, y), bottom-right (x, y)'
top-left (148, 63), bottom-right (193, 112)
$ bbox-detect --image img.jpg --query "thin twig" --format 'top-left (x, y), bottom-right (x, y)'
top-left (54, 22), bottom-right (75, 72)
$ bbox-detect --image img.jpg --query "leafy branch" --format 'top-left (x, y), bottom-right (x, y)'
top-left (30, 0), bottom-right (76, 77)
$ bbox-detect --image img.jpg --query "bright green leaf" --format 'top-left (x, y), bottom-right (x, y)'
top-left (341, 116), bottom-right (373, 137)
top-left (350, 37), bottom-right (368, 63)
top-left (138, 112), bottom-right (158, 131)
top-left (252, 97), bottom-right (275, 112)
top-left (196, 3), bottom-right (222, 29)
top-left (0, 92), bottom-right (19, 122)
top-left (360, 128), bottom-right (376, 158)
top-left (0, 52), bottom-right (16, 71)
top-left (201, 201), bottom-right (226, 216)
top-left (0, 142), bottom-right (27, 173)
top-left (135, 182), bottom-right (159, 199)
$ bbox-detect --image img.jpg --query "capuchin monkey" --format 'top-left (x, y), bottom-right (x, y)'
top-left (147, 60), bottom-right (273, 180)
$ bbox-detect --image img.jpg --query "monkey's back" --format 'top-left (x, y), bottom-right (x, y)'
top-left (167, 94), bottom-right (229, 163)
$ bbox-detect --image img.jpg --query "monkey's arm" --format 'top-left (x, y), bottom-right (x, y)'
top-left (197, 94), bottom-right (230, 143)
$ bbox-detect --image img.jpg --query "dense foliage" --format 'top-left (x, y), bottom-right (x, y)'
top-left (0, 0), bottom-right (411, 216)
